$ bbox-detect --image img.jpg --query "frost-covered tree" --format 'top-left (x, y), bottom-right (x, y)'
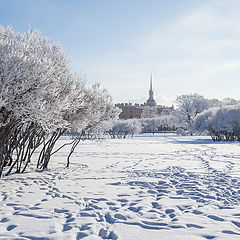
top-left (207, 97), bottom-right (239, 108)
top-left (141, 107), bottom-right (158, 134)
top-left (0, 26), bottom-right (75, 175)
top-left (175, 94), bottom-right (209, 134)
top-left (222, 98), bottom-right (239, 106)
top-left (207, 98), bottom-right (222, 108)
top-left (62, 85), bottom-right (121, 167)
top-left (141, 114), bottom-right (176, 133)
top-left (0, 26), bottom-right (119, 177)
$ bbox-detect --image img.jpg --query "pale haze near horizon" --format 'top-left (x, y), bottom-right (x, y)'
top-left (1, 0), bottom-right (240, 106)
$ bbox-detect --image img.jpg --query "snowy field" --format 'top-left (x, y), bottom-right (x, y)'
top-left (1, 134), bottom-right (240, 240)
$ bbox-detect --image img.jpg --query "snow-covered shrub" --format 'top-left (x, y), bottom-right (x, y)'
top-left (193, 106), bottom-right (240, 141)
top-left (108, 119), bottom-right (142, 138)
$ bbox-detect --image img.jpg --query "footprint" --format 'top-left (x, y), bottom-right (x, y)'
top-left (105, 213), bottom-right (115, 224)
top-left (6, 203), bottom-right (17, 206)
top-left (117, 198), bottom-right (128, 203)
top-left (109, 207), bottom-right (119, 211)
top-left (99, 228), bottom-right (109, 239)
top-left (7, 225), bottom-right (17, 231)
top-left (176, 205), bottom-right (185, 211)
top-left (79, 223), bottom-right (91, 231)
top-left (165, 209), bottom-right (175, 214)
top-left (99, 228), bottom-right (118, 240)
top-left (117, 194), bottom-right (130, 197)
top-left (186, 223), bottom-right (204, 229)
top-left (29, 207), bottom-right (42, 210)
top-left (148, 190), bottom-right (158, 194)
top-left (0, 217), bottom-right (9, 223)
top-left (114, 213), bottom-right (127, 220)
top-left (192, 210), bottom-right (203, 215)
top-left (202, 235), bottom-right (216, 239)
top-left (65, 213), bottom-right (73, 219)
top-left (62, 224), bottom-right (72, 232)
top-left (232, 221), bottom-right (240, 228)
top-left (79, 212), bottom-right (97, 217)
top-left (170, 225), bottom-right (185, 229)
top-left (95, 198), bottom-right (108, 201)
top-left (169, 213), bottom-right (176, 219)
top-left (232, 213), bottom-right (240, 216)
top-left (152, 202), bottom-right (161, 209)
top-left (62, 194), bottom-right (74, 200)
top-left (222, 230), bottom-right (240, 235)
top-left (207, 215), bottom-right (224, 222)
top-left (128, 206), bottom-right (141, 212)
top-left (54, 208), bottom-right (69, 213)
top-left (76, 232), bottom-right (88, 240)
top-left (66, 217), bottom-right (75, 223)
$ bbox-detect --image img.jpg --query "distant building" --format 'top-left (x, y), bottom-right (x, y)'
top-left (115, 76), bottom-right (174, 119)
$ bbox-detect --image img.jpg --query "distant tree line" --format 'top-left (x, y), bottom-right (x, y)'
top-left (108, 94), bottom-right (240, 141)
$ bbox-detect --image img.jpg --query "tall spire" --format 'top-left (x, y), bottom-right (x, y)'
top-left (146, 74), bottom-right (156, 106)
top-left (150, 74), bottom-right (153, 91)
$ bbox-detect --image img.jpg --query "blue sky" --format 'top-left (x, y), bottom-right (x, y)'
top-left (1, 0), bottom-right (240, 105)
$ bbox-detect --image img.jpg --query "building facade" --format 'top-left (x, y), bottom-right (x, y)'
top-left (115, 76), bottom-right (174, 119)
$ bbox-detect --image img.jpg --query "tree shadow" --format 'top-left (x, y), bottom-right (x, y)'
top-left (170, 138), bottom-right (238, 145)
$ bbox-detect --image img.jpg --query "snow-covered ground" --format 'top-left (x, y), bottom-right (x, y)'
top-left (1, 134), bottom-right (240, 240)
